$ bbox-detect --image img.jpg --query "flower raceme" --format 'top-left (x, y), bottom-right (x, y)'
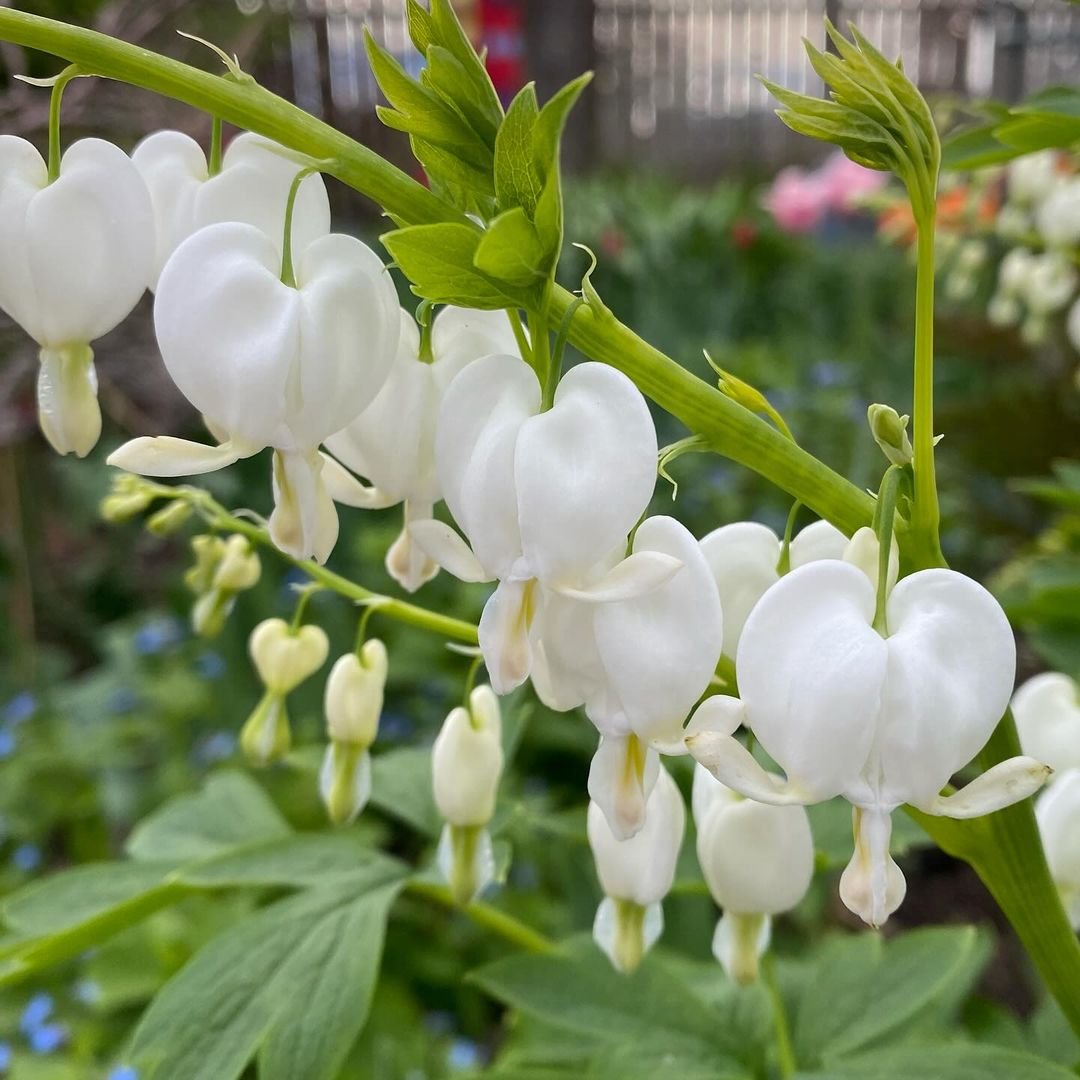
top-left (587, 764), bottom-right (685, 974)
top-left (692, 764), bottom-right (814, 984)
top-left (0, 135), bottom-right (154, 456)
top-left (687, 560), bottom-right (1050, 928)
top-left (325, 306), bottom-right (522, 591)
top-left (409, 354), bottom-right (677, 694)
top-left (132, 131), bottom-right (330, 288)
top-left (108, 218), bottom-right (401, 563)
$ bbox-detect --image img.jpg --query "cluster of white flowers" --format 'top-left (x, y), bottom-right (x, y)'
top-left (986, 150), bottom-right (1080, 350)
top-left (12, 122), bottom-right (1055, 977)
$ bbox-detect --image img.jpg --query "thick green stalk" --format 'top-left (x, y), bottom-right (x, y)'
top-left (0, 8), bottom-right (874, 538)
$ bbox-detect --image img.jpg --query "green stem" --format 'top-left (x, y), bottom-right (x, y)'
top-left (208, 114), bottom-right (223, 175)
top-left (527, 310), bottom-right (551, 397)
top-left (910, 210), bottom-right (943, 569)
top-left (148, 484), bottom-right (478, 645)
top-left (775, 500), bottom-right (802, 576)
top-left (761, 954), bottom-right (796, 1080)
top-left (280, 165), bottom-right (316, 287)
top-left (405, 879), bottom-right (557, 954)
top-left (46, 63), bottom-right (80, 182)
top-left (871, 466), bottom-right (904, 634)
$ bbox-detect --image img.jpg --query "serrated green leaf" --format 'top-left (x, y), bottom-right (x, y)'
top-left (429, 0), bottom-right (503, 126)
top-left (495, 85), bottom-right (542, 214)
top-left (382, 222), bottom-right (524, 308)
top-left (129, 879), bottom-right (402, 1080)
top-left (797, 1044), bottom-right (1079, 1079)
top-left (424, 44), bottom-right (500, 147)
top-left (474, 208), bottom-right (548, 287)
top-left (794, 927), bottom-right (990, 1065)
top-left (126, 771), bottom-right (290, 863)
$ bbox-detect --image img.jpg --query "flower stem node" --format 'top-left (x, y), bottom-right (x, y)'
top-left (587, 766), bottom-right (684, 974)
top-left (867, 403), bottom-right (914, 468)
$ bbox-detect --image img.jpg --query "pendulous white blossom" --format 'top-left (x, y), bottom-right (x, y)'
top-left (0, 136), bottom-right (154, 456)
top-left (1007, 150), bottom-right (1060, 205)
top-left (410, 354), bottom-right (673, 695)
top-left (1036, 769), bottom-right (1080, 930)
top-left (132, 130), bottom-right (330, 287)
top-left (687, 561), bottom-right (1049, 928)
top-left (1013, 671), bottom-right (1080, 774)
top-left (693, 763), bottom-right (814, 983)
top-left (587, 764), bottom-right (685, 973)
top-left (108, 220), bottom-right (401, 563)
top-left (325, 305), bottom-right (521, 591)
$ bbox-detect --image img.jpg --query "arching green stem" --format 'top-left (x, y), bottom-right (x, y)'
top-left (46, 63), bottom-right (80, 182)
top-left (776, 500), bottom-right (802, 576)
top-left (280, 165), bottom-right (317, 287)
top-left (208, 114), bottom-right (223, 175)
top-left (871, 466), bottom-right (905, 634)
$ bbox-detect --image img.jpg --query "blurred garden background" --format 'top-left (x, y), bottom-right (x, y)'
top-left (1, 1), bottom-right (1080, 1077)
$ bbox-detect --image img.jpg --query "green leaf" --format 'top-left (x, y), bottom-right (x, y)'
top-left (423, 45), bottom-right (500, 148)
top-left (495, 85), bottom-right (542, 214)
top-left (382, 222), bottom-right (523, 308)
top-left (474, 208), bottom-right (548, 287)
top-left (370, 745), bottom-right (442, 837)
top-left (797, 1044), bottom-right (1079, 1079)
top-left (428, 0), bottom-right (502, 128)
top-left (793, 927), bottom-right (990, 1065)
top-left (126, 771), bottom-right (290, 863)
top-left (404, 0), bottom-right (434, 54)
top-left (471, 944), bottom-right (746, 1070)
top-left (942, 125), bottom-right (1020, 170)
top-left (128, 879), bottom-right (403, 1080)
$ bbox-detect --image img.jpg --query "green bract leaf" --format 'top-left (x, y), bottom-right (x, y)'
top-left (797, 1044), bottom-right (1080, 1079)
top-left (382, 222), bottom-right (526, 308)
top-left (128, 879), bottom-right (403, 1080)
top-left (496, 85), bottom-right (543, 215)
top-left (474, 207), bottom-right (548, 287)
top-left (404, 0), bottom-right (434, 56)
top-left (428, 0), bottom-right (502, 128)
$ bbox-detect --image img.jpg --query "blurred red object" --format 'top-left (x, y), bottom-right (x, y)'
top-left (480, 0), bottom-right (526, 103)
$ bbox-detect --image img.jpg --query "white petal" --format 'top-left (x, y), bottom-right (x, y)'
top-left (587, 755), bottom-right (681, 892)
top-left (838, 807), bottom-right (906, 928)
top-left (516, 362), bottom-right (657, 585)
top-left (289, 233), bottom-right (401, 446)
top-left (685, 694), bottom-right (747, 740)
top-left (713, 912), bottom-right (771, 986)
top-left (788, 519), bottom-right (850, 567)
top-left (269, 449), bottom-right (339, 563)
top-left (431, 305), bottom-right (522, 391)
top-left (324, 311), bottom-right (435, 503)
top-left (918, 756), bottom-right (1050, 818)
top-left (587, 734), bottom-right (662, 841)
top-left (23, 138), bottom-right (154, 347)
top-left (436, 353), bottom-right (539, 578)
top-left (528, 589), bottom-right (599, 713)
top-left (407, 519), bottom-right (492, 583)
top-left (1036, 769), bottom-right (1080, 925)
top-left (1012, 672), bottom-right (1080, 774)
top-left (737, 561), bottom-right (887, 803)
top-left (700, 521), bottom-right (779, 658)
top-left (555, 551), bottom-right (682, 602)
top-left (319, 452), bottom-right (397, 509)
top-left (842, 526), bottom-right (899, 594)
top-left (107, 436), bottom-right (248, 476)
top-left (877, 569), bottom-right (1017, 808)
top-left (37, 346), bottom-right (100, 457)
top-left (691, 761), bottom-right (740, 827)
top-left (385, 500), bottom-right (441, 593)
top-left (155, 222), bottom-right (299, 449)
top-left (0, 135), bottom-right (50, 339)
top-left (477, 577), bottom-right (537, 694)
top-left (685, 729), bottom-right (809, 806)
top-left (589, 517), bottom-right (723, 746)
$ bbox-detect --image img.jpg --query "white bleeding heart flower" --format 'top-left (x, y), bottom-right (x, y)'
top-left (1036, 769), bottom-right (1080, 930)
top-left (108, 221), bottom-right (400, 563)
top-left (324, 306), bottom-right (521, 592)
top-left (535, 516), bottom-right (723, 839)
top-left (1013, 672), bottom-right (1080, 775)
top-left (700, 519), bottom-right (847, 658)
top-left (133, 130), bottom-right (330, 288)
top-left (410, 354), bottom-right (672, 694)
top-left (687, 561), bottom-right (1049, 928)
top-left (587, 764), bottom-right (685, 974)
top-left (0, 136), bottom-right (154, 456)
top-left (693, 763), bottom-right (814, 984)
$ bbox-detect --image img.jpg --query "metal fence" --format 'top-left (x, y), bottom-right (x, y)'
top-left (237, 0), bottom-right (1080, 175)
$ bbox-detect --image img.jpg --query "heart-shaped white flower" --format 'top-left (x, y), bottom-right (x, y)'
top-left (0, 136), bottom-right (154, 455)
top-left (249, 617), bottom-right (329, 694)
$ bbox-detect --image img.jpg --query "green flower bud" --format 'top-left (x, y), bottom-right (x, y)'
top-left (100, 474), bottom-right (154, 523)
top-left (191, 588), bottom-right (235, 639)
top-left (213, 535), bottom-right (261, 592)
top-left (867, 404), bottom-right (913, 467)
top-left (146, 499), bottom-right (193, 536)
top-left (185, 535), bottom-right (226, 595)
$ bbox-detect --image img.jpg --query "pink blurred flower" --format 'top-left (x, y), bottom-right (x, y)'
top-left (818, 151), bottom-right (887, 212)
top-left (762, 167), bottom-right (829, 233)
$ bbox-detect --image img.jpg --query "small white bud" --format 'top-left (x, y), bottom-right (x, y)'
top-left (248, 618), bottom-right (329, 695)
top-left (213, 535), bottom-right (261, 592)
top-left (324, 641), bottom-right (388, 748)
top-left (1013, 671), bottom-right (1080, 774)
top-left (432, 685), bottom-right (504, 828)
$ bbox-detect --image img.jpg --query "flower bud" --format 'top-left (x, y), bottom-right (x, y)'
top-left (432, 685), bottom-right (504, 828)
top-left (1036, 770), bottom-right (1080, 930)
top-left (145, 499), bottom-right (193, 537)
top-left (587, 766), bottom-right (684, 974)
top-left (842, 526), bottom-right (899, 595)
top-left (248, 618), bottom-right (329, 695)
top-left (867, 404), bottom-right (913, 468)
top-left (1013, 671), bottom-right (1080, 774)
top-left (324, 641), bottom-right (388, 748)
top-left (100, 474), bottom-right (155, 523)
top-left (319, 740), bottom-right (373, 825)
top-left (191, 588), bottom-right (235, 640)
top-left (213, 535), bottom-right (261, 592)
top-left (184, 535), bottom-right (226, 595)
top-left (240, 690), bottom-right (291, 767)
